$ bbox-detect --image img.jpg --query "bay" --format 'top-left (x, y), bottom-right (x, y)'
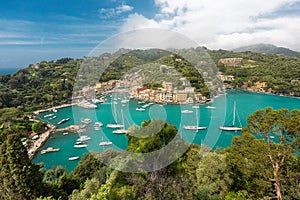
top-left (32, 90), bottom-right (300, 172)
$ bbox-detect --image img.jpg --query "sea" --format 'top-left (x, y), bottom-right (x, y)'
top-left (32, 90), bottom-right (300, 172)
top-left (0, 68), bottom-right (20, 75)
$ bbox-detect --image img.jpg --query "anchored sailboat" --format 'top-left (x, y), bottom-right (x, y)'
top-left (183, 105), bottom-right (207, 132)
top-left (113, 110), bottom-right (128, 134)
top-left (219, 101), bottom-right (242, 131)
top-left (99, 136), bottom-right (112, 146)
top-left (107, 101), bottom-right (124, 129)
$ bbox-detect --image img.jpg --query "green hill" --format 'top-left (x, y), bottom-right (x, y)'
top-left (1, 47), bottom-right (300, 111)
top-left (233, 43), bottom-right (300, 59)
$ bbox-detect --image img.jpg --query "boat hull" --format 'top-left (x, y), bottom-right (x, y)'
top-left (219, 126), bottom-right (242, 131)
top-left (183, 126), bottom-right (207, 130)
top-left (99, 141), bottom-right (112, 146)
top-left (68, 156), bottom-right (79, 161)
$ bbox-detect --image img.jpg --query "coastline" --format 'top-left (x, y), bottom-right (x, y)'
top-left (27, 123), bottom-right (56, 159)
top-left (28, 103), bottom-right (76, 159)
top-left (233, 88), bottom-right (300, 99)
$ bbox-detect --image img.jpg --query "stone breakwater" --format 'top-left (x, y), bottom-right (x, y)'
top-left (33, 103), bottom-right (77, 115)
top-left (27, 123), bottom-right (56, 159)
top-left (56, 125), bottom-right (85, 133)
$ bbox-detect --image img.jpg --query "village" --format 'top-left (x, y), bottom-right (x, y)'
top-left (93, 76), bottom-right (208, 104)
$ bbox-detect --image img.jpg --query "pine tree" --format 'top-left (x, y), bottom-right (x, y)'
top-left (0, 131), bottom-right (44, 199)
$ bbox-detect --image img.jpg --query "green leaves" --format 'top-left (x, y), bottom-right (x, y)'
top-left (0, 133), bottom-right (44, 199)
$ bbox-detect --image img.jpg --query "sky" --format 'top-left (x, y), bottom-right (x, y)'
top-left (1, 0), bottom-right (300, 69)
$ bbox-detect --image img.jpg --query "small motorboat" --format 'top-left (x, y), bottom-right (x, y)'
top-left (68, 156), bottom-right (79, 161)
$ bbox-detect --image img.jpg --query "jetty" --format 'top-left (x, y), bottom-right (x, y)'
top-left (27, 123), bottom-right (56, 159)
top-left (56, 125), bottom-right (85, 133)
top-left (33, 103), bottom-right (77, 115)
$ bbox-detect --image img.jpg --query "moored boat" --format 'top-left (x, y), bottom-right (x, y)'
top-left (74, 144), bottom-right (88, 148)
top-left (112, 129), bottom-right (128, 134)
top-left (68, 156), bottom-right (79, 161)
top-left (57, 118), bottom-right (70, 125)
top-left (206, 106), bottom-right (216, 109)
top-left (94, 122), bottom-right (103, 127)
top-left (183, 105), bottom-right (207, 132)
top-left (181, 110), bottom-right (193, 114)
top-left (44, 113), bottom-right (54, 118)
top-left (78, 101), bottom-right (97, 109)
top-left (41, 147), bottom-right (60, 154)
top-left (76, 136), bottom-right (91, 142)
top-left (219, 101), bottom-right (242, 132)
top-left (183, 125), bottom-right (207, 130)
top-left (106, 124), bottom-right (124, 128)
top-left (99, 141), bottom-right (113, 146)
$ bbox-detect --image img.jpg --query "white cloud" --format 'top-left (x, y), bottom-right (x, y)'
top-left (99, 3), bottom-right (133, 19)
top-left (116, 4), bottom-right (133, 14)
top-left (120, 0), bottom-right (300, 51)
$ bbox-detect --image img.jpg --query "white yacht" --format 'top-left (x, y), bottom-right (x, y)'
top-left (99, 141), bottom-right (113, 146)
top-left (68, 156), bottom-right (79, 161)
top-left (183, 105), bottom-right (207, 131)
top-left (219, 101), bottom-right (242, 131)
top-left (181, 110), bottom-right (193, 114)
top-left (206, 106), bottom-right (216, 109)
top-left (76, 136), bottom-right (91, 142)
top-left (112, 110), bottom-right (128, 134)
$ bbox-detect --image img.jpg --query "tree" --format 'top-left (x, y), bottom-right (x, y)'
top-left (0, 132), bottom-right (44, 199)
top-left (225, 131), bottom-right (272, 199)
top-left (247, 108), bottom-right (300, 200)
top-left (32, 122), bottom-right (44, 133)
top-left (196, 152), bottom-right (233, 199)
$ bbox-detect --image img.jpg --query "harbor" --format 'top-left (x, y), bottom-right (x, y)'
top-left (32, 90), bottom-right (300, 171)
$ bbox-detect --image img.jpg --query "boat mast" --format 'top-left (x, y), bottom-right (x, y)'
top-left (232, 101), bottom-right (236, 127)
top-left (196, 105), bottom-right (199, 133)
top-left (121, 109), bottom-right (125, 128)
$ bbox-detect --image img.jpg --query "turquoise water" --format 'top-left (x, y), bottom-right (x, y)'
top-left (32, 90), bottom-right (300, 172)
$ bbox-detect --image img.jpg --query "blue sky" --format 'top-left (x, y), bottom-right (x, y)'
top-left (1, 0), bottom-right (300, 69)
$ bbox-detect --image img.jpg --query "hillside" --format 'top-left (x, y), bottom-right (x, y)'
top-left (1, 47), bottom-right (300, 111)
top-left (208, 49), bottom-right (300, 95)
top-left (0, 48), bottom-right (211, 110)
top-left (233, 43), bottom-right (300, 59)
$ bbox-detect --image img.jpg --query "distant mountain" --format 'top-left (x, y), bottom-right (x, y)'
top-left (233, 44), bottom-right (300, 59)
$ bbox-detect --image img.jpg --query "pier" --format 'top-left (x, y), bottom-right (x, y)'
top-left (33, 103), bottom-right (77, 115)
top-left (27, 123), bottom-right (56, 159)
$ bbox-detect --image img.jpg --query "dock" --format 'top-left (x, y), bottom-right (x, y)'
top-left (33, 103), bottom-right (77, 115)
top-left (56, 125), bottom-right (85, 133)
top-left (27, 123), bottom-right (57, 159)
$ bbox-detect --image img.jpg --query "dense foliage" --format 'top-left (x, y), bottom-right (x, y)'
top-left (0, 58), bottom-right (81, 111)
top-left (209, 50), bottom-right (300, 95)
